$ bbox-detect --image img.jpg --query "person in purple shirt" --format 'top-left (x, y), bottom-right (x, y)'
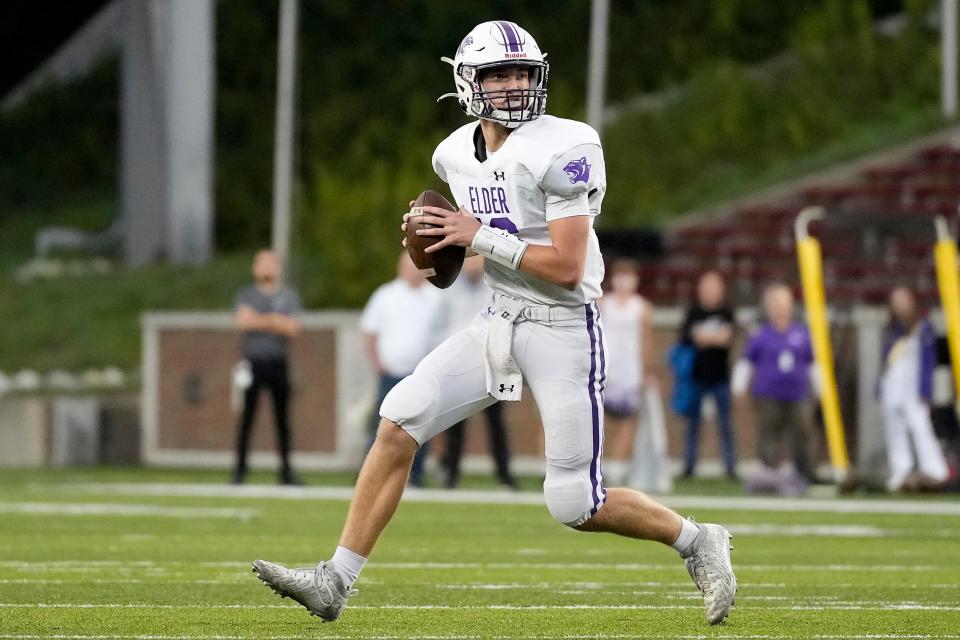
top-left (733, 283), bottom-right (817, 484)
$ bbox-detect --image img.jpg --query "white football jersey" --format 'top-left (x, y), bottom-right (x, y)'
top-left (432, 115), bottom-right (607, 306)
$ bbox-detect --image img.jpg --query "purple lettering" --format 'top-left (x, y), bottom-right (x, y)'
top-left (468, 187), bottom-right (480, 214)
top-left (497, 187), bottom-right (510, 213)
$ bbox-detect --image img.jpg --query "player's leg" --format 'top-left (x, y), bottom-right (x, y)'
top-left (444, 420), bottom-right (467, 488)
top-left (754, 397), bottom-right (780, 469)
top-left (339, 417), bottom-right (420, 556)
top-left (267, 360), bottom-right (298, 484)
top-left (602, 412), bottom-right (634, 486)
top-left (253, 321), bottom-right (494, 621)
top-left (883, 404), bottom-right (913, 491)
top-left (903, 396), bottom-right (949, 485)
top-left (233, 368), bottom-right (262, 484)
top-left (483, 402), bottom-right (516, 487)
top-left (517, 309), bottom-right (735, 624)
top-left (788, 399), bottom-right (817, 482)
top-left (682, 383), bottom-right (705, 477)
top-left (713, 383), bottom-right (737, 478)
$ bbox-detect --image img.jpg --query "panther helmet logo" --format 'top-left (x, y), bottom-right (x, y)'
top-left (563, 156), bottom-right (591, 184)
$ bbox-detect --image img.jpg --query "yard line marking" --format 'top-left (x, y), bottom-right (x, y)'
top-left (0, 502), bottom-right (257, 520)
top-left (3, 602), bottom-right (960, 611)
top-left (68, 482), bottom-right (960, 516)
top-left (1, 635), bottom-right (959, 640)
top-left (0, 560), bottom-right (952, 573)
top-left (725, 524), bottom-right (889, 537)
top-left (0, 579), bottom-right (245, 585)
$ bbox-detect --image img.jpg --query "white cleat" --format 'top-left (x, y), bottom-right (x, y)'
top-left (682, 521), bottom-right (737, 625)
top-left (252, 559), bottom-right (357, 622)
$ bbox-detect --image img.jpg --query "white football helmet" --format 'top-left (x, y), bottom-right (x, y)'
top-left (438, 21), bottom-right (548, 128)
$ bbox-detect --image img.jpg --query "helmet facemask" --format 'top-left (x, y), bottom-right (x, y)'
top-left (463, 62), bottom-right (548, 127)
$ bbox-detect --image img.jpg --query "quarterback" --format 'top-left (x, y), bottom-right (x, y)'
top-left (253, 20), bottom-right (737, 625)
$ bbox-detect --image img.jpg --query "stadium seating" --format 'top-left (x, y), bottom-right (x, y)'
top-left (646, 142), bottom-right (960, 307)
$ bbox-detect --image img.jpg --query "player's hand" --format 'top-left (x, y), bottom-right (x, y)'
top-left (416, 205), bottom-right (481, 253)
top-left (400, 201), bottom-right (417, 246)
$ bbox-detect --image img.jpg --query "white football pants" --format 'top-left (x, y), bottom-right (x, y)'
top-left (882, 396), bottom-right (949, 491)
top-left (380, 300), bottom-right (607, 526)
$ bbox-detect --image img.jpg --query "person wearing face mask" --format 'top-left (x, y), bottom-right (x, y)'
top-left (879, 286), bottom-right (951, 492)
top-left (732, 283), bottom-right (817, 495)
top-left (679, 270), bottom-right (737, 480)
top-left (232, 250), bottom-right (304, 486)
top-left (598, 259), bottom-right (658, 486)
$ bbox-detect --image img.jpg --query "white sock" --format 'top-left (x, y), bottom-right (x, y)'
top-left (670, 517), bottom-right (701, 556)
top-left (330, 546), bottom-right (367, 588)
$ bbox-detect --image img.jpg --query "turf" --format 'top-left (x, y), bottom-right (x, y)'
top-left (1, 469), bottom-right (959, 639)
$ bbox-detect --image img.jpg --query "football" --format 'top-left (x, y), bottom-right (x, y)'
top-left (405, 189), bottom-right (466, 289)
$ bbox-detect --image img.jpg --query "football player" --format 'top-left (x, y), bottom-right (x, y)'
top-left (253, 20), bottom-right (737, 626)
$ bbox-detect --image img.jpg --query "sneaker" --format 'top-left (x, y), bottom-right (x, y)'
top-left (681, 521), bottom-right (737, 625)
top-left (252, 559), bottom-right (357, 621)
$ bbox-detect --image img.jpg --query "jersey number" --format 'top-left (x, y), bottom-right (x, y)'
top-left (489, 216), bottom-right (519, 235)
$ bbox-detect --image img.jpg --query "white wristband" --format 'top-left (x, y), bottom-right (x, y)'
top-left (470, 225), bottom-right (528, 270)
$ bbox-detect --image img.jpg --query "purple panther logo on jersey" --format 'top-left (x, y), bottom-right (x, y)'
top-left (563, 156), bottom-right (591, 184)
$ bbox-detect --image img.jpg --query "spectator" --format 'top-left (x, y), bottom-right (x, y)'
top-left (360, 252), bottom-right (440, 487)
top-left (598, 259), bottom-right (657, 486)
top-left (432, 257), bottom-right (517, 489)
top-left (232, 249), bottom-right (303, 486)
top-left (733, 283), bottom-right (817, 494)
top-left (679, 270), bottom-right (737, 479)
top-left (879, 286), bottom-right (950, 492)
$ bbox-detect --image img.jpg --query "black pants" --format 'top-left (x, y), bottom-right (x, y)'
top-left (444, 402), bottom-right (514, 488)
top-left (235, 358), bottom-right (292, 473)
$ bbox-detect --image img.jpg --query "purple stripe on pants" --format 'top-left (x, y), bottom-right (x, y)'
top-left (592, 302), bottom-right (608, 503)
top-left (585, 303), bottom-right (605, 515)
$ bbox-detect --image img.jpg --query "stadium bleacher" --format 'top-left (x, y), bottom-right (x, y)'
top-left (645, 142), bottom-right (960, 306)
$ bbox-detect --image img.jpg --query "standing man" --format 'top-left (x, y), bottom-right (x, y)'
top-left (360, 252), bottom-right (440, 487)
top-left (233, 249), bottom-right (303, 486)
top-left (679, 271), bottom-right (738, 480)
top-left (253, 21), bottom-right (736, 626)
top-left (733, 282), bottom-right (817, 492)
top-left (433, 256), bottom-right (518, 489)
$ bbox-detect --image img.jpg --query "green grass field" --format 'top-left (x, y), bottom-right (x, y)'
top-left (1, 469), bottom-right (959, 639)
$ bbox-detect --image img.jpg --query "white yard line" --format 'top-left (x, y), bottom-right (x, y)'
top-left (66, 483), bottom-right (960, 516)
top-left (2, 602), bottom-right (959, 611)
top-left (0, 502), bottom-right (257, 520)
top-left (0, 560), bottom-right (953, 573)
top-left (0, 635), bottom-right (958, 640)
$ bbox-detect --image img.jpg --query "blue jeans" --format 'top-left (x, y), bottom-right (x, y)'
top-left (683, 381), bottom-right (736, 477)
top-left (367, 373), bottom-right (430, 487)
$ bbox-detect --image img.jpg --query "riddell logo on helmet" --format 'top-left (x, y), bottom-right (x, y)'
top-left (503, 52), bottom-right (527, 59)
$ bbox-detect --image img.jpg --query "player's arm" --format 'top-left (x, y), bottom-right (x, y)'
top-left (235, 305), bottom-right (273, 331)
top-left (512, 215), bottom-right (589, 290)
top-left (236, 305), bottom-right (299, 336)
top-left (410, 209), bottom-right (587, 290)
top-left (363, 333), bottom-right (383, 373)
